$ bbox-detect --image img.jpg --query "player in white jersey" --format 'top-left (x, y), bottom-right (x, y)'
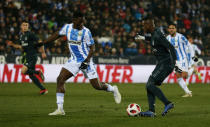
top-left (167, 23), bottom-right (192, 97)
top-left (39, 12), bottom-right (121, 115)
top-left (186, 36), bottom-right (202, 85)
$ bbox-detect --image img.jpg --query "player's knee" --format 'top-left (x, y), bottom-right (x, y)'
top-left (146, 77), bottom-right (155, 90)
top-left (182, 72), bottom-right (188, 79)
top-left (176, 73), bottom-right (182, 78)
top-left (57, 75), bottom-right (65, 85)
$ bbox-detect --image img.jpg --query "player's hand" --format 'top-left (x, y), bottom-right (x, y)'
top-left (41, 53), bottom-right (47, 59)
top-left (174, 66), bottom-right (182, 73)
top-left (192, 56), bottom-right (198, 62)
top-left (135, 34), bottom-right (145, 40)
top-left (79, 60), bottom-right (89, 70)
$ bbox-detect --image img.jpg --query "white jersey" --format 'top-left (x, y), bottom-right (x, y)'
top-left (59, 23), bottom-right (94, 63)
top-left (166, 33), bottom-right (190, 62)
top-left (187, 43), bottom-right (201, 67)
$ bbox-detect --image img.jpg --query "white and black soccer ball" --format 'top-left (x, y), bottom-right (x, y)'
top-left (126, 103), bottom-right (141, 116)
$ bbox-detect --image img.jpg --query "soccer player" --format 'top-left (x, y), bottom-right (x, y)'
top-left (186, 36), bottom-right (202, 85)
top-left (167, 23), bottom-right (192, 97)
top-left (135, 17), bottom-right (179, 117)
top-left (7, 20), bottom-right (48, 95)
top-left (39, 12), bottom-right (121, 115)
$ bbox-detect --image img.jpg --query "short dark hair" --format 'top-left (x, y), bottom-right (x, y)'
top-left (73, 12), bottom-right (84, 18)
top-left (168, 23), bottom-right (177, 28)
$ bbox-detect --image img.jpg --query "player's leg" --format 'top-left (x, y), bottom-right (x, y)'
top-left (139, 88), bottom-right (156, 117)
top-left (146, 79), bottom-right (156, 113)
top-left (89, 78), bottom-right (121, 104)
top-left (176, 60), bottom-right (192, 97)
top-left (49, 67), bottom-right (73, 116)
top-left (22, 57), bottom-right (47, 94)
top-left (176, 72), bottom-right (192, 97)
top-left (86, 61), bottom-right (121, 104)
top-left (140, 63), bottom-right (173, 117)
top-left (193, 66), bottom-right (202, 80)
top-left (22, 56), bottom-right (44, 81)
top-left (186, 67), bottom-right (194, 86)
top-left (146, 76), bottom-right (171, 108)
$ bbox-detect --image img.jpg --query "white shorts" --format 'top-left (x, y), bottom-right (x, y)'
top-left (188, 60), bottom-right (195, 68)
top-left (176, 58), bottom-right (189, 72)
top-left (63, 59), bottom-right (98, 79)
top-left (188, 67), bottom-right (194, 76)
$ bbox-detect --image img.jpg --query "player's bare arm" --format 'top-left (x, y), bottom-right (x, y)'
top-left (36, 31), bottom-right (63, 47)
top-left (6, 40), bottom-right (22, 49)
top-left (37, 40), bottom-right (47, 59)
top-left (40, 45), bottom-right (47, 59)
top-left (43, 31), bottom-right (62, 44)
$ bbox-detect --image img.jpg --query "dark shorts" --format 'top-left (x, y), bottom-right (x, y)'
top-left (150, 60), bottom-right (174, 86)
top-left (22, 55), bottom-right (37, 70)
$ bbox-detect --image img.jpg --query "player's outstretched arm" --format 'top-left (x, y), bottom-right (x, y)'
top-left (36, 31), bottom-right (62, 47)
top-left (6, 40), bottom-right (22, 49)
top-left (43, 31), bottom-right (61, 44)
top-left (39, 44), bottom-right (47, 59)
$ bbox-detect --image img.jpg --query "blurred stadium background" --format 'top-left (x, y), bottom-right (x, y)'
top-left (0, 0), bottom-right (210, 127)
top-left (0, 0), bottom-right (209, 57)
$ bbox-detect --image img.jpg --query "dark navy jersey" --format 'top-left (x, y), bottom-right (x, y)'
top-left (17, 31), bottom-right (39, 57)
top-left (149, 28), bottom-right (177, 64)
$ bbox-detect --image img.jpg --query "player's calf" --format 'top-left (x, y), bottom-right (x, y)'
top-left (56, 76), bottom-right (66, 93)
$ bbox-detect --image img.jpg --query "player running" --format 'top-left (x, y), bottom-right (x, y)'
top-left (39, 12), bottom-right (121, 115)
top-left (167, 23), bottom-right (192, 97)
top-left (186, 36), bottom-right (202, 85)
top-left (6, 20), bottom-right (48, 95)
top-left (135, 17), bottom-right (179, 117)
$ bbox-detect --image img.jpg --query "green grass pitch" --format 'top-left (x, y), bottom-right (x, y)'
top-left (0, 83), bottom-right (210, 127)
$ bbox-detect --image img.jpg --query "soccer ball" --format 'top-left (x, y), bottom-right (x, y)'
top-left (126, 103), bottom-right (141, 116)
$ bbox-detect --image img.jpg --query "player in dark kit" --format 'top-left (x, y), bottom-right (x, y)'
top-left (135, 17), bottom-right (181, 117)
top-left (7, 21), bottom-right (48, 95)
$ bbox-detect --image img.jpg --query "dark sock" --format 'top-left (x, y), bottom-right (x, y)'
top-left (147, 89), bottom-right (156, 112)
top-left (146, 78), bottom-right (171, 106)
top-left (29, 75), bottom-right (45, 90)
top-left (26, 69), bottom-right (39, 75)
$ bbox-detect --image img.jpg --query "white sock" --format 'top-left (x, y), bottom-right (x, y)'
top-left (177, 78), bottom-right (191, 94)
top-left (56, 93), bottom-right (64, 110)
top-left (186, 77), bottom-right (190, 85)
top-left (106, 84), bottom-right (114, 92)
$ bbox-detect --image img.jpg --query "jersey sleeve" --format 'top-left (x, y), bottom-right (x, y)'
top-left (59, 24), bottom-right (68, 36)
top-left (194, 44), bottom-right (201, 55)
top-left (181, 35), bottom-right (191, 49)
top-left (188, 43), bottom-right (195, 58)
top-left (85, 30), bottom-right (94, 46)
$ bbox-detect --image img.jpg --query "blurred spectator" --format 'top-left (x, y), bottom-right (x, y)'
top-left (0, 0), bottom-right (209, 56)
